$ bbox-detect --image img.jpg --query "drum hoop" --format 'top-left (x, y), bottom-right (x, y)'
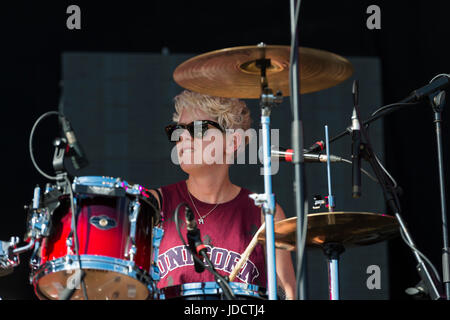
top-left (32, 254), bottom-right (155, 298)
top-left (161, 281), bottom-right (267, 299)
top-left (69, 176), bottom-right (161, 222)
top-left (72, 176), bottom-right (142, 196)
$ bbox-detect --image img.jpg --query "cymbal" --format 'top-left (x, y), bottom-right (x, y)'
top-left (173, 45), bottom-right (353, 99)
top-left (257, 212), bottom-right (399, 251)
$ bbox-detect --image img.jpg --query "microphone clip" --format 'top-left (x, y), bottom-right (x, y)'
top-left (52, 137), bottom-right (68, 177)
top-left (312, 194), bottom-right (334, 211)
top-left (429, 90), bottom-right (446, 113)
top-left (58, 115), bottom-right (89, 171)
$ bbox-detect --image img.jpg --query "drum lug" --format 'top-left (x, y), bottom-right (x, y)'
top-left (29, 240), bottom-right (41, 269)
top-left (150, 226), bottom-right (164, 281)
top-left (126, 198), bottom-right (141, 263)
top-left (28, 240), bottom-right (42, 284)
top-left (66, 237), bottom-right (74, 256)
top-left (128, 245), bottom-right (137, 267)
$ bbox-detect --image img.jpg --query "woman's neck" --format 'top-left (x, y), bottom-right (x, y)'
top-left (186, 167), bottom-right (239, 204)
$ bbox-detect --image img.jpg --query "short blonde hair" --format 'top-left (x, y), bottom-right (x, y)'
top-left (172, 90), bottom-right (252, 130)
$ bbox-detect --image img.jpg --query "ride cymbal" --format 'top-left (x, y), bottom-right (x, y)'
top-left (257, 211), bottom-right (399, 250)
top-left (173, 45), bottom-right (353, 98)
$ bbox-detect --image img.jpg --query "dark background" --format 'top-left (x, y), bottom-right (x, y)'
top-left (1, 0), bottom-right (449, 300)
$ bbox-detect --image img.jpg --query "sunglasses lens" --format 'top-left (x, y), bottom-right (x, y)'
top-left (184, 121), bottom-right (206, 139)
top-left (165, 125), bottom-right (182, 142)
top-left (165, 121), bottom-right (223, 143)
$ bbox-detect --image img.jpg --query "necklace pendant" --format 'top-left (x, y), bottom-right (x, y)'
top-left (198, 217), bottom-right (204, 224)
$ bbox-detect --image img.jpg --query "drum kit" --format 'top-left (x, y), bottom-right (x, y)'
top-left (1, 42), bottom-right (447, 301)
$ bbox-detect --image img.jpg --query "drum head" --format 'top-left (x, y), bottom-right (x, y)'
top-left (34, 255), bottom-right (154, 300)
top-left (37, 270), bottom-right (149, 300)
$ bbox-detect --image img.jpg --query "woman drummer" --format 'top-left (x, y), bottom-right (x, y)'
top-left (149, 90), bottom-right (296, 300)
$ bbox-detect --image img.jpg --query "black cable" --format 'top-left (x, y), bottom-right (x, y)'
top-left (370, 102), bottom-right (421, 118)
top-left (353, 97), bottom-right (399, 208)
top-left (29, 110), bottom-right (88, 299)
top-left (173, 202), bottom-right (235, 300)
top-left (29, 111), bottom-right (61, 180)
top-left (199, 250), bottom-right (235, 300)
top-left (339, 158), bottom-right (379, 183)
top-left (328, 102), bottom-right (422, 147)
top-left (400, 227), bottom-right (442, 283)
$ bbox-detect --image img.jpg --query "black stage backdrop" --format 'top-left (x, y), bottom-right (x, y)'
top-left (59, 52), bottom-right (386, 301)
top-left (0, 1), bottom-right (449, 300)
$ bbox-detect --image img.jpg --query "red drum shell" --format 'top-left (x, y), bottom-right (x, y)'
top-left (34, 193), bottom-right (156, 300)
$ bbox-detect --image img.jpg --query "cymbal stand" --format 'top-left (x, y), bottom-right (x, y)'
top-left (323, 125), bottom-right (344, 300)
top-left (249, 43), bottom-right (282, 300)
top-left (324, 125), bottom-right (335, 214)
top-left (324, 242), bottom-right (345, 300)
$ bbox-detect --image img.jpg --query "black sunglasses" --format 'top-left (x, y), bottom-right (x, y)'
top-left (165, 120), bottom-right (225, 142)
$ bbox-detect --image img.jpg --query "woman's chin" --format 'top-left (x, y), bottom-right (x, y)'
top-left (180, 162), bottom-right (205, 174)
top-left (179, 158), bottom-right (226, 174)
top-left (179, 153), bottom-right (202, 171)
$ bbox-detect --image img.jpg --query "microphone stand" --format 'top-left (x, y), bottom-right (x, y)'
top-left (429, 90), bottom-right (450, 299)
top-left (327, 77), bottom-right (450, 299)
top-left (289, 0), bottom-right (308, 300)
top-left (327, 81), bottom-right (446, 299)
top-left (358, 141), bottom-right (443, 300)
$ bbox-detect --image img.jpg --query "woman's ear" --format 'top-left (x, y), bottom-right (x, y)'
top-left (225, 130), bottom-right (243, 154)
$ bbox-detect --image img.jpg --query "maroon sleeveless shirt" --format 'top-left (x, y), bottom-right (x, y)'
top-left (156, 180), bottom-right (267, 289)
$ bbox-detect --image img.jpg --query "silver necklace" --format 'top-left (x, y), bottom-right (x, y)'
top-left (187, 190), bottom-right (219, 224)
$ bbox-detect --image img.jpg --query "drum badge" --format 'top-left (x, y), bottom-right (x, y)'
top-left (89, 215), bottom-right (117, 230)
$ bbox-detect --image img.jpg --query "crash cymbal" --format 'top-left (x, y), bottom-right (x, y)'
top-left (173, 45), bottom-right (353, 99)
top-left (257, 211), bottom-right (399, 251)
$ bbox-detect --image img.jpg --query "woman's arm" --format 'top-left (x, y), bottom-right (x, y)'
top-left (273, 203), bottom-right (297, 300)
top-left (261, 204), bottom-right (297, 300)
top-left (147, 188), bottom-right (163, 210)
top-left (261, 203), bottom-right (297, 300)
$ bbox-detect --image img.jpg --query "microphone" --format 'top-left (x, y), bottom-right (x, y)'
top-left (185, 206), bottom-right (205, 273)
top-left (263, 146), bottom-right (343, 163)
top-left (407, 75), bottom-right (449, 102)
top-left (59, 115), bottom-right (89, 170)
top-left (305, 140), bottom-right (325, 153)
top-left (351, 80), bottom-right (362, 198)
